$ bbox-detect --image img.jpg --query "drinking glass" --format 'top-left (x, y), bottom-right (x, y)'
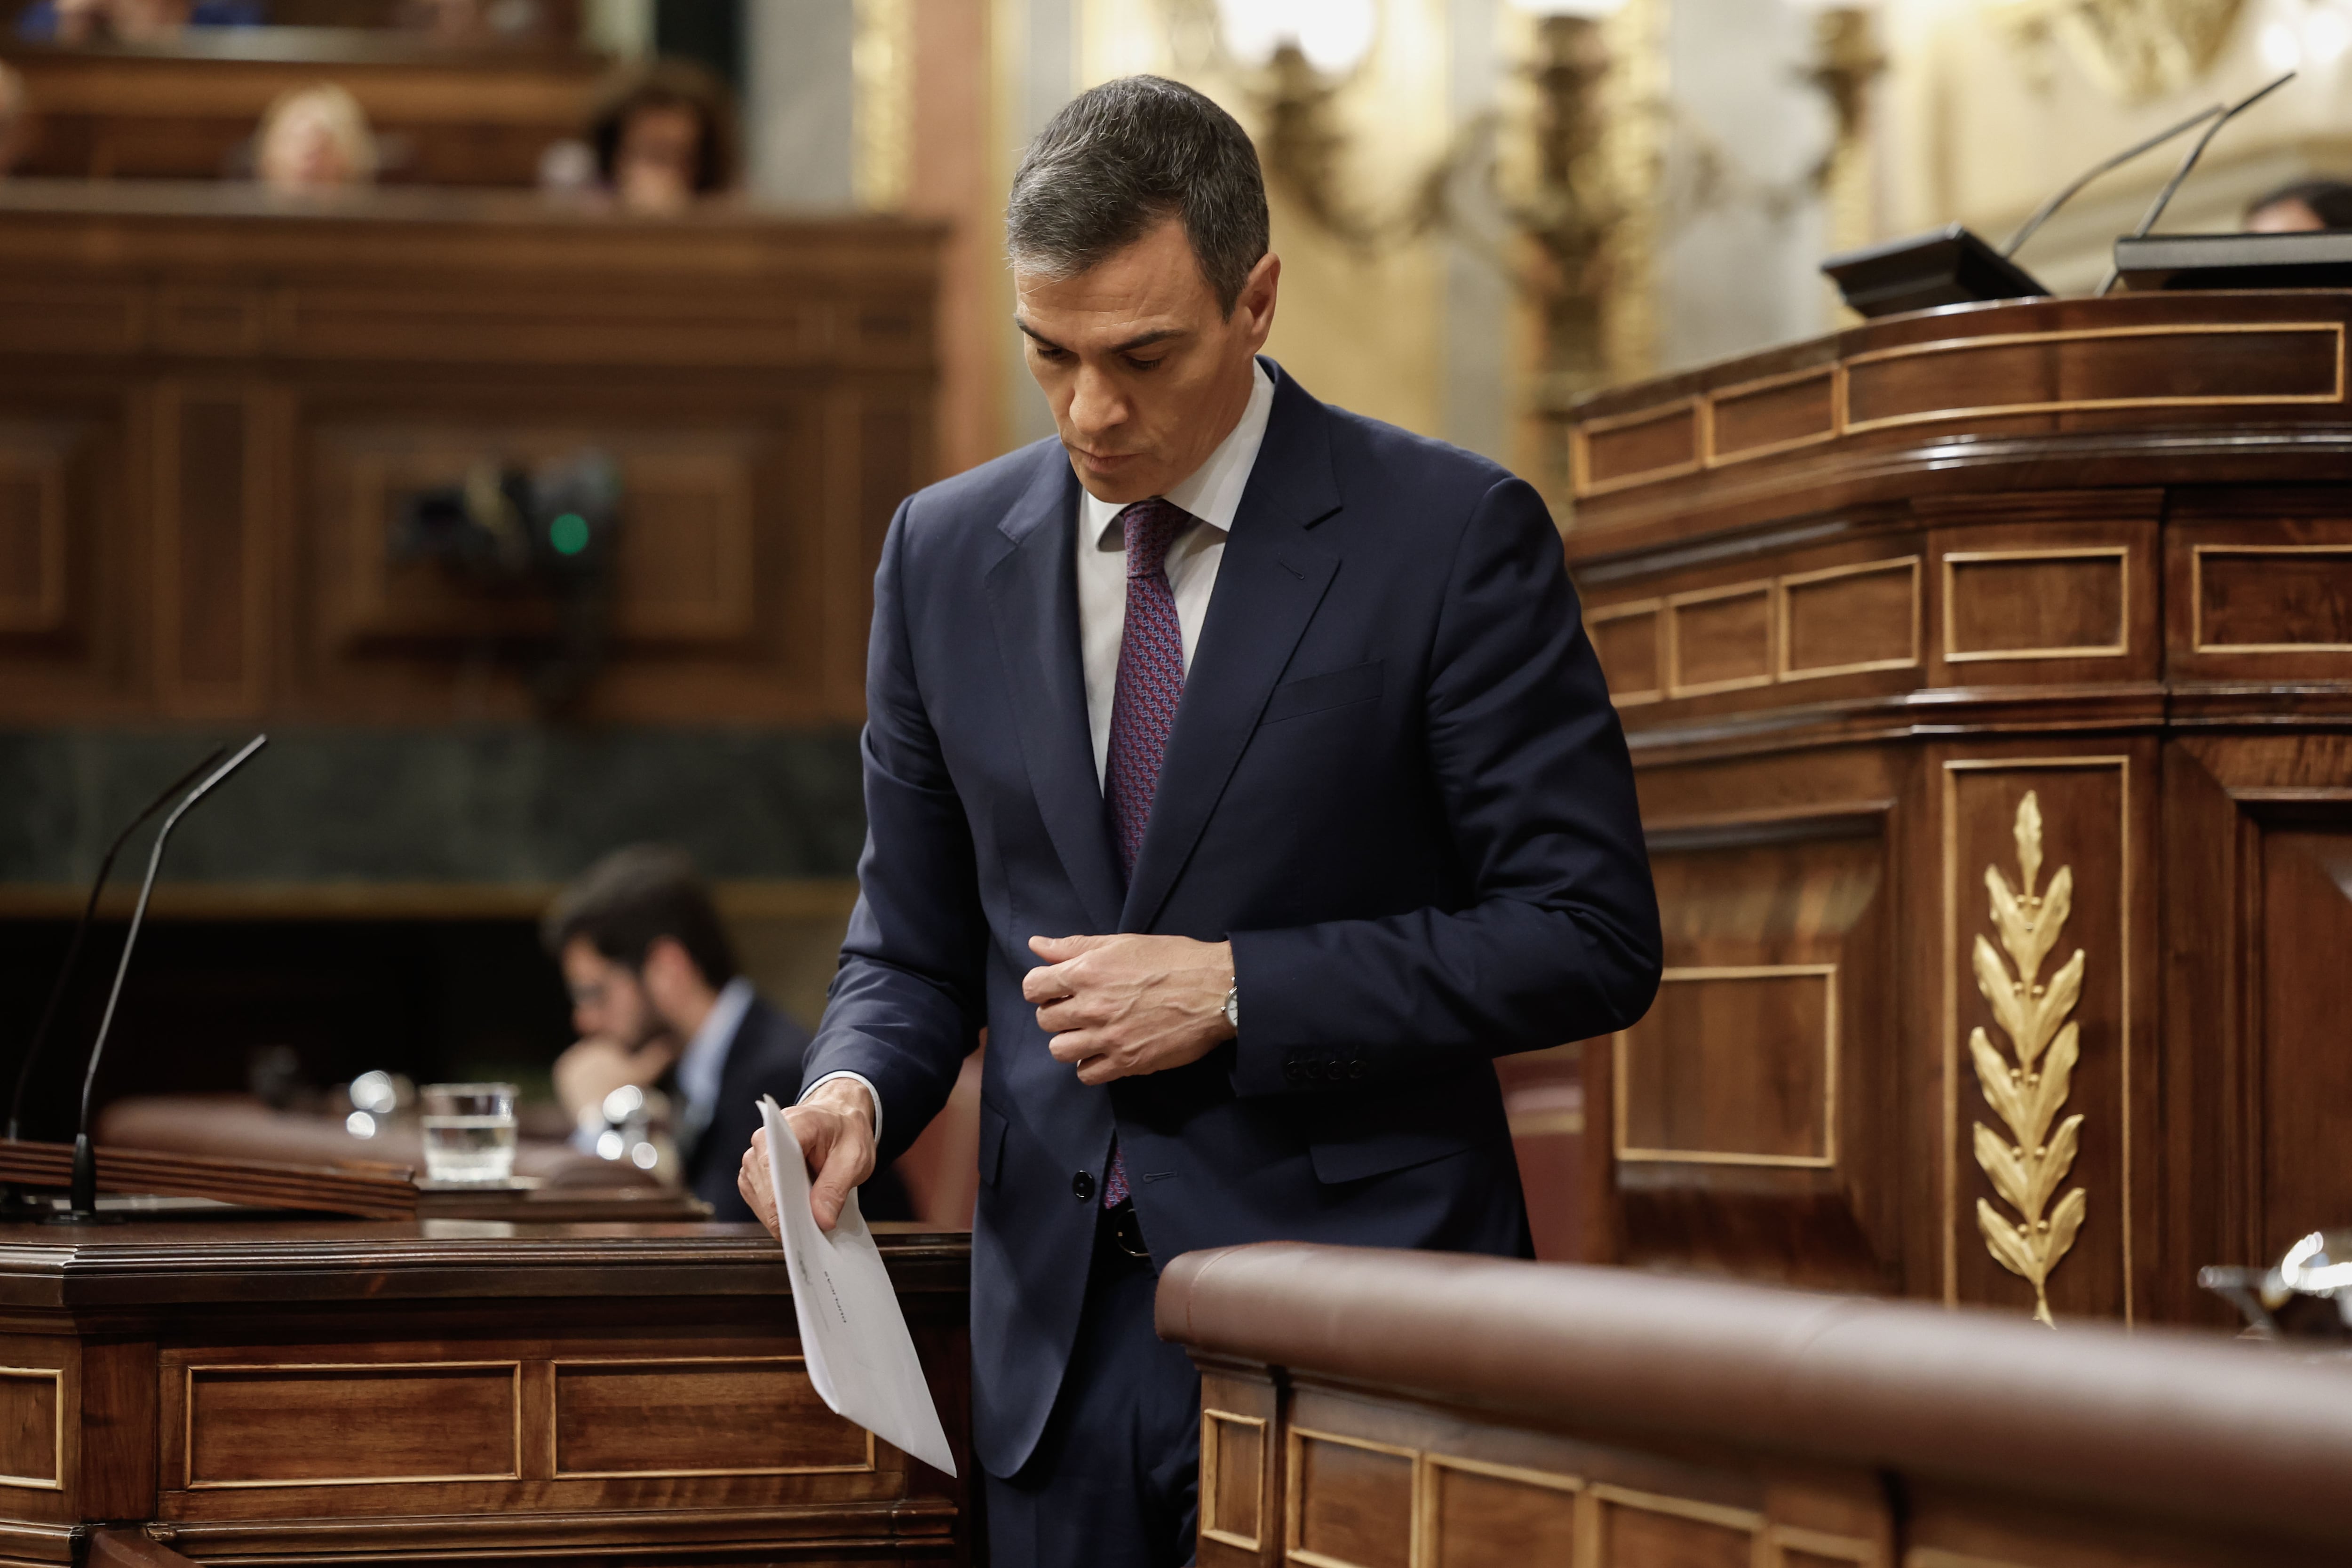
top-left (419, 1082), bottom-right (519, 1183)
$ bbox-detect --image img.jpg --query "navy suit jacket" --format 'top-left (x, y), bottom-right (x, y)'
top-left (802, 363), bottom-right (1660, 1477)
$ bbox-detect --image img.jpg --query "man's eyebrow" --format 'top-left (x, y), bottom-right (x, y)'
top-left (1010, 320), bottom-right (1190, 355)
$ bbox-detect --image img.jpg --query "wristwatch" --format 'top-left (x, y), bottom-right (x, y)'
top-left (1223, 979), bottom-right (1240, 1034)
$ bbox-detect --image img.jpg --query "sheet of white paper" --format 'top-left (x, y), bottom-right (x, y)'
top-left (758, 1095), bottom-right (957, 1476)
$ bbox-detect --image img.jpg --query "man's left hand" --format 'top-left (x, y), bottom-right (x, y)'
top-left (1024, 933), bottom-right (1234, 1086)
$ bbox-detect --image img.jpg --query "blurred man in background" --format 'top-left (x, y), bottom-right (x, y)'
top-left (2245, 177), bottom-right (2352, 231)
top-left (545, 846), bottom-right (911, 1223)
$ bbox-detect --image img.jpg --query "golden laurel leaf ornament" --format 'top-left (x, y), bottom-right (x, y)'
top-left (1969, 791), bottom-right (2088, 1326)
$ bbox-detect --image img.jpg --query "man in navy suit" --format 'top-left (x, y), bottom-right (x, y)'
top-left (740, 76), bottom-right (1659, 1568)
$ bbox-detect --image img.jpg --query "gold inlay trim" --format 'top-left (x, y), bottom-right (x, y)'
top-left (1285, 1426), bottom-right (1418, 1568)
top-left (1615, 964), bottom-right (1838, 1169)
top-left (1940, 757), bottom-right (2132, 1325)
top-left (1704, 362), bottom-right (1840, 467)
top-left (1589, 1480), bottom-right (1764, 1533)
top-left (1769, 1523), bottom-right (1882, 1566)
top-left (1842, 321), bottom-right (2346, 435)
top-left (1569, 396), bottom-right (1705, 499)
top-left (1778, 555), bottom-right (1922, 681)
top-left (1664, 579), bottom-right (1778, 698)
top-left (1967, 791), bottom-right (2089, 1326)
top-left (2189, 542), bottom-right (2352, 653)
top-left (548, 1355), bottom-right (876, 1479)
top-left (1588, 596), bottom-right (1665, 706)
top-left (1418, 1453), bottom-right (1582, 1565)
top-left (182, 1361), bottom-right (523, 1490)
top-left (1200, 1409), bottom-right (1269, 1552)
top-left (1942, 547), bottom-right (2130, 663)
top-left (0, 1367), bottom-right (64, 1491)
top-left (1568, 320), bottom-right (2346, 499)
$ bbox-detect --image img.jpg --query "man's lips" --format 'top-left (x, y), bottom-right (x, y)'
top-left (1073, 447), bottom-right (1143, 469)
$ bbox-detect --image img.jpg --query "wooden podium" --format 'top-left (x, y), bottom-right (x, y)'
top-left (0, 1219), bottom-right (970, 1564)
top-left (1560, 290), bottom-right (2352, 1327)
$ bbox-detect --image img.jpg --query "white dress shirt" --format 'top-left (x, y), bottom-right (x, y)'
top-left (803, 361), bottom-right (1278, 1145)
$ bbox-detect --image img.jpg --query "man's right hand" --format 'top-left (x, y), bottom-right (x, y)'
top-left (554, 1035), bottom-right (678, 1124)
top-left (737, 1076), bottom-right (877, 1237)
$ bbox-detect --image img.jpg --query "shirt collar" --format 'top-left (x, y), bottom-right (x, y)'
top-left (675, 974), bottom-right (755, 1121)
top-left (1082, 358), bottom-right (1276, 549)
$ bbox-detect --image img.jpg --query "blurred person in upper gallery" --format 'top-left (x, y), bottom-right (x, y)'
top-left (2245, 178), bottom-right (2352, 232)
top-left (17, 0), bottom-right (262, 45)
top-left (588, 59), bottom-right (739, 215)
top-left (254, 83), bottom-right (378, 195)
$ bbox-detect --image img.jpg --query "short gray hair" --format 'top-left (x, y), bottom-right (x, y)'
top-left (1007, 76), bottom-right (1269, 316)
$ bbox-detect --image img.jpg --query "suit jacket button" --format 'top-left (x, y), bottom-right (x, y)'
top-left (1072, 1170), bottom-right (1097, 1202)
top-left (1284, 1063), bottom-right (1304, 1084)
top-left (1350, 1060), bottom-right (1368, 1079)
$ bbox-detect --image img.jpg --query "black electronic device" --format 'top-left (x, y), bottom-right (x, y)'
top-left (51, 735), bottom-right (267, 1224)
top-left (2112, 228), bottom-right (2352, 291)
top-left (1820, 223), bottom-right (2050, 319)
top-left (2095, 70), bottom-right (2296, 294)
top-left (1820, 90), bottom-right (2268, 318)
top-left (393, 448), bottom-right (622, 713)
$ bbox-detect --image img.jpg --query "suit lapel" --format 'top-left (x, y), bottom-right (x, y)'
top-left (985, 454), bottom-right (1126, 935)
top-left (1120, 369), bottom-right (1344, 933)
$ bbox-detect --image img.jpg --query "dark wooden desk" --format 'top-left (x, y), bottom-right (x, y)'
top-left (1160, 1241), bottom-right (2352, 1568)
top-left (1558, 291), bottom-right (2352, 1326)
top-left (0, 1218), bottom-right (970, 1564)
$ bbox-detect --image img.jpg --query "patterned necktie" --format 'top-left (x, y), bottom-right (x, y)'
top-left (1098, 496), bottom-right (1191, 1209)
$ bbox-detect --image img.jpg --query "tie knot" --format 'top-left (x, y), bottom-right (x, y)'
top-left (1119, 499), bottom-right (1189, 580)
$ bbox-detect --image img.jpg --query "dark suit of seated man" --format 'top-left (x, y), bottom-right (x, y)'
top-left (544, 845), bottom-right (911, 1223)
top-left (738, 76), bottom-right (1660, 1568)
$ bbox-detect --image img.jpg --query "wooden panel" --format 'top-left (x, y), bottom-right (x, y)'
top-left (1590, 600), bottom-right (1664, 705)
top-left (317, 428), bottom-right (763, 648)
top-left (1617, 967), bottom-right (1836, 1166)
top-left (1844, 324), bottom-right (2343, 434)
top-left (1577, 400), bottom-right (1701, 496)
top-left (183, 1362), bottom-right (519, 1488)
top-left (0, 284), bottom-right (142, 356)
top-left (610, 454), bottom-right (757, 642)
top-left (0, 1370), bottom-right (60, 1491)
top-left (1288, 1429), bottom-right (1413, 1568)
top-left (156, 388), bottom-right (264, 711)
top-left (1781, 558), bottom-right (1919, 680)
top-left (1944, 761), bottom-right (2133, 1322)
top-left (1421, 1456), bottom-right (1578, 1568)
top-left (1595, 1485), bottom-right (1760, 1568)
top-left (1709, 367), bottom-right (1836, 464)
top-left (2193, 546), bottom-right (2352, 652)
top-left (549, 1357), bottom-right (871, 1478)
top-left (1669, 583), bottom-right (1774, 696)
top-left (2255, 827), bottom-right (2352, 1262)
top-left (1945, 550), bottom-right (2128, 662)
top-left (1201, 1410), bottom-right (1268, 1552)
top-left (0, 449), bottom-right (65, 635)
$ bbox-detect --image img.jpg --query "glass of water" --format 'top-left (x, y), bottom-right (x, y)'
top-left (419, 1082), bottom-right (519, 1183)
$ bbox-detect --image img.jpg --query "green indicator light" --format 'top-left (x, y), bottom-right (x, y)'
top-left (549, 512), bottom-right (590, 556)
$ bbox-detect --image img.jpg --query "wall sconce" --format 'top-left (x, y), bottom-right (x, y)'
top-left (1993, 0), bottom-right (2245, 102)
top-left (1789, 0), bottom-right (1886, 191)
top-left (1208, 0), bottom-right (1397, 246)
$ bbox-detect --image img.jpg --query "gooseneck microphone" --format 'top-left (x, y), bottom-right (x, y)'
top-left (1999, 101), bottom-right (2224, 260)
top-left (54, 734), bottom-right (267, 1223)
top-left (2099, 70), bottom-right (2296, 295)
top-left (5, 745), bottom-right (229, 1149)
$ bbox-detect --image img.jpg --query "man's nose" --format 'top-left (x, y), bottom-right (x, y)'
top-left (1066, 365), bottom-right (1128, 437)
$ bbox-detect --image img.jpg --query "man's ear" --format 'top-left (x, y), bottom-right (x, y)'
top-left (640, 936), bottom-right (703, 1012)
top-left (1237, 251), bottom-right (1280, 348)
